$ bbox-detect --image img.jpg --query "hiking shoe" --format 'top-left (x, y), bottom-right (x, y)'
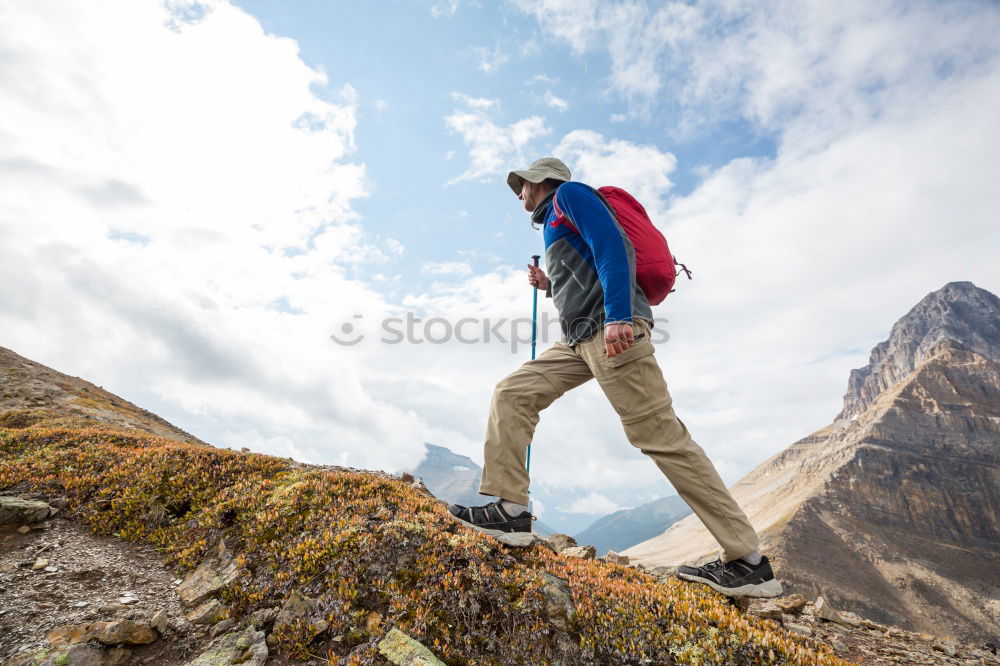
top-left (676, 555), bottom-right (784, 598)
top-left (448, 500), bottom-right (532, 534)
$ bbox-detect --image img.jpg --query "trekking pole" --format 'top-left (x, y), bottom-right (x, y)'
top-left (527, 255), bottom-right (540, 475)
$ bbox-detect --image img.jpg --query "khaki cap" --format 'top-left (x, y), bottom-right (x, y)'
top-left (506, 157), bottom-right (571, 195)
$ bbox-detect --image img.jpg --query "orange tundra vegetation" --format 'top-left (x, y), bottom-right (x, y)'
top-left (0, 424), bottom-right (851, 665)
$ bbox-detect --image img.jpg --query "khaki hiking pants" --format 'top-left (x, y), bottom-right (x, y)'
top-left (478, 317), bottom-right (760, 562)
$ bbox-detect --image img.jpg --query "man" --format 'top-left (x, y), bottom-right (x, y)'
top-left (449, 157), bottom-right (783, 598)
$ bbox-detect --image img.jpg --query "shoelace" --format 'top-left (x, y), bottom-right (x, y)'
top-left (470, 501), bottom-right (503, 524)
top-left (701, 558), bottom-right (725, 572)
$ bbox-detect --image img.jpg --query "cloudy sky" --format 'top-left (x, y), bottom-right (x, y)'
top-left (2, 0), bottom-right (999, 533)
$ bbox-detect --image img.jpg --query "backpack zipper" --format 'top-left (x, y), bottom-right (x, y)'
top-left (561, 259), bottom-right (587, 289)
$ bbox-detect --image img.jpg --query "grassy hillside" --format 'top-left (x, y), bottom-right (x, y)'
top-left (0, 423), bottom-right (848, 665)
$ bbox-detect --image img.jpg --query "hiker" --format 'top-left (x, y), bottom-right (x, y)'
top-left (448, 157), bottom-right (783, 598)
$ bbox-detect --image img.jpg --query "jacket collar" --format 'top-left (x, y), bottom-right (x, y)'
top-left (530, 189), bottom-right (557, 227)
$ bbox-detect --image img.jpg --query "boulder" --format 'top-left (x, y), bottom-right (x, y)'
top-left (186, 598), bottom-right (227, 625)
top-left (378, 628), bottom-right (446, 666)
top-left (749, 601), bottom-right (783, 621)
top-left (150, 609), bottom-right (169, 634)
top-left (540, 572), bottom-right (576, 632)
top-left (562, 545), bottom-right (596, 560)
top-left (46, 620), bottom-right (157, 646)
top-left (269, 590), bottom-right (328, 642)
top-left (0, 496), bottom-right (55, 528)
top-left (175, 540), bottom-right (240, 607)
top-left (603, 551), bottom-right (629, 566)
top-left (544, 534), bottom-right (577, 553)
top-left (814, 596), bottom-right (843, 623)
top-left (186, 627), bottom-right (268, 666)
top-left (20, 644), bottom-right (133, 666)
top-left (776, 593), bottom-right (808, 615)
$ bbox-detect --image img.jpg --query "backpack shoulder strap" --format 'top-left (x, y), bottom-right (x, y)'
top-left (551, 183), bottom-right (578, 234)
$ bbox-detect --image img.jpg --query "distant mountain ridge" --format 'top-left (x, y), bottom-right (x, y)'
top-left (410, 442), bottom-right (560, 535)
top-left (625, 281), bottom-right (1000, 643)
top-left (838, 280), bottom-right (1000, 420)
top-left (574, 494), bottom-right (692, 557)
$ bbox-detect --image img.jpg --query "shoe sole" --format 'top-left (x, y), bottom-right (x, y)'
top-left (676, 572), bottom-right (784, 598)
top-left (450, 515), bottom-right (536, 548)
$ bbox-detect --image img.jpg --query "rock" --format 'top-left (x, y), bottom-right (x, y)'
top-left (493, 531), bottom-right (537, 548)
top-left (186, 627), bottom-right (268, 666)
top-left (49, 497), bottom-right (69, 511)
top-left (209, 617), bottom-right (236, 637)
top-left (248, 606), bottom-right (278, 631)
top-left (544, 534), bottom-right (577, 553)
top-left (98, 603), bottom-right (131, 615)
top-left (649, 565), bottom-right (676, 580)
top-left (750, 601), bottom-right (783, 621)
top-left (117, 596), bottom-right (138, 605)
top-left (836, 610), bottom-right (863, 627)
top-left (603, 551), bottom-right (629, 565)
top-left (0, 496), bottom-right (55, 528)
top-left (378, 627), bottom-right (446, 665)
top-left (784, 622), bottom-right (813, 637)
top-left (932, 642), bottom-right (958, 657)
top-left (777, 593), bottom-right (808, 615)
top-left (271, 590), bottom-right (327, 638)
top-left (186, 598), bottom-right (227, 625)
top-left (399, 472), bottom-right (414, 483)
top-left (562, 545), bottom-right (596, 560)
top-left (17, 525), bottom-right (31, 534)
top-left (175, 540), bottom-right (240, 607)
top-left (32, 558), bottom-right (49, 570)
top-left (540, 572), bottom-right (575, 632)
top-left (150, 609), bottom-right (169, 634)
top-left (814, 596), bottom-right (843, 623)
top-left (46, 620), bottom-right (157, 646)
top-left (36, 644), bottom-right (120, 666)
top-left (43, 565), bottom-right (58, 573)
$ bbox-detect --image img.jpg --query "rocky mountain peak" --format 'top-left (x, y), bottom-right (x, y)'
top-left (837, 281), bottom-right (1000, 420)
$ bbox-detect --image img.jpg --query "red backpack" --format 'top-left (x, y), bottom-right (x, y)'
top-left (553, 184), bottom-right (690, 305)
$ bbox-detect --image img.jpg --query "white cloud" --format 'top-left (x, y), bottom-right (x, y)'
top-left (445, 93), bottom-right (550, 184)
top-left (472, 44), bottom-right (509, 73)
top-left (420, 261), bottom-right (473, 276)
top-left (430, 0), bottom-right (461, 18)
top-left (554, 130), bottom-right (676, 219)
top-left (609, 113), bottom-right (626, 122)
top-left (528, 74), bottom-right (559, 85)
top-left (543, 90), bottom-right (569, 112)
top-left (485, 0), bottom-right (1000, 505)
top-left (450, 92), bottom-right (498, 110)
top-left (559, 491), bottom-right (623, 515)
top-left (0, 0), bottom-right (460, 475)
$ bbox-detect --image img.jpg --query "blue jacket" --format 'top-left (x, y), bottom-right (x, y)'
top-left (533, 182), bottom-right (653, 346)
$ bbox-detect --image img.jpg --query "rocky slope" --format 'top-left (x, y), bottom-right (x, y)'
top-left (2, 343), bottom-right (998, 664)
top-left (625, 283), bottom-right (1000, 645)
top-left (0, 346), bottom-right (204, 445)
